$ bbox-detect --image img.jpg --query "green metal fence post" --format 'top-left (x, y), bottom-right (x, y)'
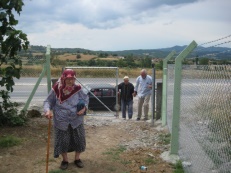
top-left (22, 45), bottom-right (51, 111)
top-left (46, 45), bottom-right (51, 93)
top-left (161, 51), bottom-right (176, 126)
top-left (115, 67), bottom-right (119, 117)
top-left (170, 41), bottom-right (197, 155)
top-left (23, 66), bottom-right (47, 111)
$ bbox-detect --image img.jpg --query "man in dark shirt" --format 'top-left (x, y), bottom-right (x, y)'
top-left (117, 76), bottom-right (135, 120)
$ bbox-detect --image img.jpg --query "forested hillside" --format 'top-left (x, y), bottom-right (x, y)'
top-left (17, 45), bottom-right (231, 67)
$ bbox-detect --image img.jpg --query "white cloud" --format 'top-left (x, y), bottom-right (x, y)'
top-left (15, 0), bottom-right (231, 50)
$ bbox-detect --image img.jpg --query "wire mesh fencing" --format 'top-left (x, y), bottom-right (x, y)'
top-left (20, 52), bottom-right (47, 77)
top-left (20, 50), bottom-right (64, 78)
top-left (166, 64), bottom-right (175, 132)
top-left (167, 65), bottom-right (231, 173)
top-left (11, 52), bottom-right (49, 111)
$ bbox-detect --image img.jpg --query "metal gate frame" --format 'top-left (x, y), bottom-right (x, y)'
top-left (65, 66), bottom-right (119, 117)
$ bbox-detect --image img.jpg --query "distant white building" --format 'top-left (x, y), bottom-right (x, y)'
top-left (152, 58), bottom-right (162, 63)
top-left (118, 56), bottom-right (124, 59)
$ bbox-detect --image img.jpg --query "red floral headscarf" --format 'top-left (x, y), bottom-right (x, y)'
top-left (52, 69), bottom-right (81, 103)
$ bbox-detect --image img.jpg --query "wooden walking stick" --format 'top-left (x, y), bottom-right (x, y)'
top-left (46, 118), bottom-right (52, 173)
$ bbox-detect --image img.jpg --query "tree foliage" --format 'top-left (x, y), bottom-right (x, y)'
top-left (76, 54), bottom-right (81, 59)
top-left (199, 58), bottom-right (209, 65)
top-left (0, 0), bottom-right (29, 126)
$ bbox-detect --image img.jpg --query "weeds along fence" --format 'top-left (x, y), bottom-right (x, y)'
top-left (166, 64), bottom-right (231, 173)
top-left (20, 65), bottom-right (162, 78)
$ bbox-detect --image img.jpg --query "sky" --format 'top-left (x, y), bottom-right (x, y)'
top-left (15, 0), bottom-right (231, 51)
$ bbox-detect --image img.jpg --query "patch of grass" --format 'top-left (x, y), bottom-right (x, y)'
top-left (103, 150), bottom-right (113, 155)
top-left (144, 158), bottom-right (156, 165)
top-left (120, 159), bottom-right (132, 165)
top-left (173, 160), bottom-right (184, 173)
top-left (102, 145), bottom-right (127, 161)
top-left (0, 135), bottom-right (21, 148)
top-left (107, 166), bottom-right (117, 172)
top-left (49, 170), bottom-right (70, 173)
top-left (159, 133), bottom-right (171, 145)
top-left (36, 158), bottom-right (56, 165)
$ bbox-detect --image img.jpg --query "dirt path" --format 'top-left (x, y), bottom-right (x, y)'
top-left (0, 116), bottom-right (174, 173)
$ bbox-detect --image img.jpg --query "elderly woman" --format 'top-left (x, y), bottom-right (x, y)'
top-left (44, 69), bottom-right (89, 170)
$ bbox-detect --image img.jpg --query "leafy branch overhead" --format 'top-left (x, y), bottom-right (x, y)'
top-left (0, 0), bottom-right (29, 126)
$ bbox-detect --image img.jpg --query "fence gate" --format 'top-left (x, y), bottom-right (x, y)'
top-left (65, 66), bottom-right (119, 117)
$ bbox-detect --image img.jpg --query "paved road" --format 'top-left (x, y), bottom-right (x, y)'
top-left (8, 77), bottom-right (162, 117)
top-left (10, 77), bottom-right (162, 101)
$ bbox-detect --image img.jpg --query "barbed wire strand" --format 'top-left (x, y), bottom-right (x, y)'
top-left (198, 34), bottom-right (231, 46)
top-left (195, 40), bottom-right (231, 52)
top-left (172, 38), bottom-right (231, 57)
top-left (192, 40), bottom-right (231, 59)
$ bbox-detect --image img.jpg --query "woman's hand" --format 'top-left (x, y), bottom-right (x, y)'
top-left (45, 110), bottom-right (53, 119)
top-left (147, 84), bottom-right (152, 89)
top-left (77, 107), bottom-right (86, 116)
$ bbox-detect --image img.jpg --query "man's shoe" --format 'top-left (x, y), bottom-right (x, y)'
top-left (60, 161), bottom-right (68, 170)
top-left (136, 118), bottom-right (140, 121)
top-left (74, 159), bottom-right (84, 168)
top-left (143, 118), bottom-right (149, 121)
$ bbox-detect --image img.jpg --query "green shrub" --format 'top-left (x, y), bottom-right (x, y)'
top-left (0, 92), bottom-right (27, 126)
top-left (159, 133), bottom-right (171, 145)
top-left (173, 160), bottom-right (184, 173)
top-left (0, 109), bottom-right (27, 126)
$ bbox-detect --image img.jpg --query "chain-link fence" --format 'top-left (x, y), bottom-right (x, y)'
top-left (13, 49), bottom-right (118, 113)
top-left (13, 49), bottom-right (155, 118)
top-left (166, 64), bottom-right (175, 132)
top-left (167, 64), bottom-right (231, 173)
top-left (12, 46), bottom-right (155, 120)
top-left (20, 52), bottom-right (48, 77)
top-left (13, 65), bottom-right (119, 116)
top-left (10, 54), bottom-right (49, 111)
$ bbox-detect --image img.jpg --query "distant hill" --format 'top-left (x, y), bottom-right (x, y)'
top-left (159, 45), bottom-right (231, 60)
top-left (28, 45), bottom-right (231, 60)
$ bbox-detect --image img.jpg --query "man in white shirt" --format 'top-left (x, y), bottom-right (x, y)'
top-left (133, 69), bottom-right (152, 121)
